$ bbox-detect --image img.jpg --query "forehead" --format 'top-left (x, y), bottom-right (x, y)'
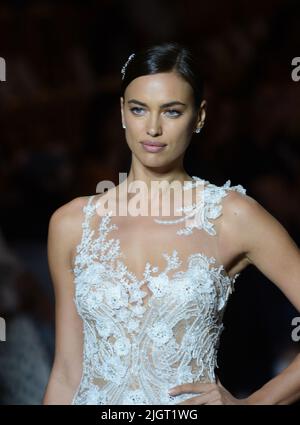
top-left (125, 72), bottom-right (194, 103)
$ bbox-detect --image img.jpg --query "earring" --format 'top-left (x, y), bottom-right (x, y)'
top-left (122, 124), bottom-right (126, 129)
top-left (194, 127), bottom-right (202, 134)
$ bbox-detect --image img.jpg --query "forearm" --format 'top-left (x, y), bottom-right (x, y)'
top-left (43, 370), bottom-right (79, 405)
top-left (246, 352), bottom-right (300, 405)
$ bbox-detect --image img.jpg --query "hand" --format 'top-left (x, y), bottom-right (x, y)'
top-left (168, 378), bottom-right (249, 405)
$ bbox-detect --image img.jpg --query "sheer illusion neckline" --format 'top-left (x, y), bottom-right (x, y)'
top-left (82, 205), bottom-right (236, 311)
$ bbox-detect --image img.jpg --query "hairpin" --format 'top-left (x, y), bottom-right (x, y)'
top-left (121, 53), bottom-right (135, 80)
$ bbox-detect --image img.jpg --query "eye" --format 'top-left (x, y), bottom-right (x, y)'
top-left (130, 107), bottom-right (145, 115)
top-left (165, 109), bottom-right (182, 117)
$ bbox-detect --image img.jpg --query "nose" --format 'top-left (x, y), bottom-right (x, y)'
top-left (146, 114), bottom-right (162, 137)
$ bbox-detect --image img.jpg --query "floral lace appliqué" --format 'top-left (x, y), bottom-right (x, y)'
top-left (70, 177), bottom-right (246, 405)
top-left (155, 176), bottom-right (247, 235)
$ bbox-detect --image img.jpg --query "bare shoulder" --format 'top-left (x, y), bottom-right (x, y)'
top-left (221, 188), bottom-right (259, 223)
top-left (48, 196), bottom-right (92, 262)
top-left (211, 185), bottom-right (256, 235)
top-left (220, 188), bottom-right (292, 263)
top-left (49, 196), bottom-right (89, 230)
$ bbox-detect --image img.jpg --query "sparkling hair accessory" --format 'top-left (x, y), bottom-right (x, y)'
top-left (121, 53), bottom-right (135, 80)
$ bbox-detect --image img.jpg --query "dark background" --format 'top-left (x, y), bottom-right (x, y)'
top-left (0, 0), bottom-right (300, 404)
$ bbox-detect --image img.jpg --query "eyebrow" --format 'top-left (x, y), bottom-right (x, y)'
top-left (127, 99), bottom-right (187, 108)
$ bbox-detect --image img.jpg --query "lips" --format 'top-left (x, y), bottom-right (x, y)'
top-left (140, 141), bottom-right (167, 153)
top-left (140, 141), bottom-right (167, 147)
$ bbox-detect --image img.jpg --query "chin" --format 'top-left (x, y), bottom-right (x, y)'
top-left (142, 160), bottom-right (168, 168)
top-left (142, 157), bottom-right (176, 170)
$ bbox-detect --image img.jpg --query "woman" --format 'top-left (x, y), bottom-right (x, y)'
top-left (43, 42), bottom-right (300, 405)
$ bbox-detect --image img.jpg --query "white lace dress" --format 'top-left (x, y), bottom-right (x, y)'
top-left (70, 176), bottom-right (247, 405)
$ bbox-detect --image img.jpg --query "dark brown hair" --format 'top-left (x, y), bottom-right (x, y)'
top-left (120, 41), bottom-right (205, 110)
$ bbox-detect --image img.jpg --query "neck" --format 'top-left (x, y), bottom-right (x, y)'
top-left (119, 168), bottom-right (194, 210)
top-left (125, 168), bottom-right (193, 191)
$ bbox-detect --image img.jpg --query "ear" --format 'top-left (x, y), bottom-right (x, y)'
top-left (198, 99), bottom-right (207, 126)
top-left (194, 99), bottom-right (207, 128)
top-left (200, 99), bottom-right (207, 121)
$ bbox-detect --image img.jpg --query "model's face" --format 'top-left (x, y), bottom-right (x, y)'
top-left (120, 72), bottom-right (205, 169)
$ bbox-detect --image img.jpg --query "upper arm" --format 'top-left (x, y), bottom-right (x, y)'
top-left (223, 190), bottom-right (300, 312)
top-left (47, 197), bottom-right (86, 387)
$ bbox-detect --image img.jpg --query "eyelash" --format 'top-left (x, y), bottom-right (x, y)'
top-left (129, 107), bottom-right (182, 117)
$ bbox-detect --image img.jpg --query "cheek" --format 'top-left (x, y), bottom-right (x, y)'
top-left (169, 119), bottom-right (193, 143)
top-left (173, 122), bottom-right (194, 150)
top-left (170, 114), bottom-right (195, 133)
top-left (126, 118), bottom-right (144, 136)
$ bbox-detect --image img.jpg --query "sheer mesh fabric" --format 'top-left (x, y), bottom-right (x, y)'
top-left (70, 176), bottom-right (247, 404)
